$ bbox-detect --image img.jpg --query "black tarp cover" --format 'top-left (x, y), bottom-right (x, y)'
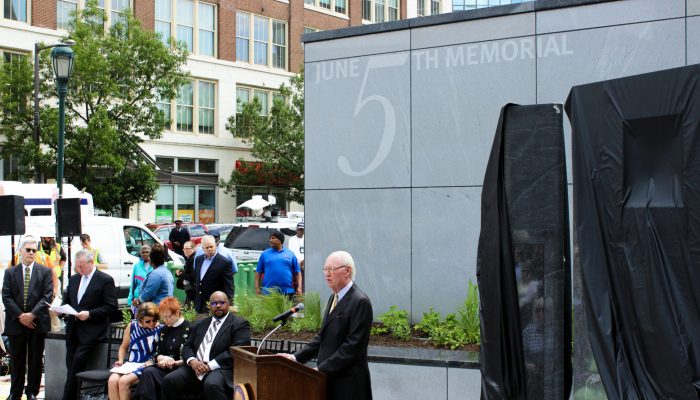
top-left (478, 104), bottom-right (571, 399)
top-left (565, 65), bottom-right (700, 399)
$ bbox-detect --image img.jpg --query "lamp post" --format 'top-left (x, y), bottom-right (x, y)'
top-left (50, 45), bottom-right (74, 201)
top-left (33, 39), bottom-right (75, 183)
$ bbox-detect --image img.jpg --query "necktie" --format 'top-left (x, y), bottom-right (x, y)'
top-left (330, 293), bottom-right (338, 314)
top-left (77, 276), bottom-right (89, 303)
top-left (196, 319), bottom-right (221, 363)
top-left (23, 266), bottom-right (31, 308)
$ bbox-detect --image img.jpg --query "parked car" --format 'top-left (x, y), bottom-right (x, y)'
top-left (223, 224), bottom-right (296, 262)
top-left (149, 223), bottom-right (208, 250)
top-left (205, 223), bottom-right (240, 242)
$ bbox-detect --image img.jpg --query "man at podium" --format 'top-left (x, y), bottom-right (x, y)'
top-left (280, 251), bottom-right (373, 400)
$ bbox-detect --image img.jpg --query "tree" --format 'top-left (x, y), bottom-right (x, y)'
top-left (223, 71), bottom-right (305, 205)
top-left (0, 1), bottom-right (189, 215)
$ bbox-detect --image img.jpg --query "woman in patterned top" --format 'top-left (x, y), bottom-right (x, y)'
top-left (108, 302), bottom-right (163, 400)
top-left (135, 297), bottom-right (191, 400)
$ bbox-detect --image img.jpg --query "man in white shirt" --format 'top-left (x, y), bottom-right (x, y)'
top-left (287, 222), bottom-right (305, 292)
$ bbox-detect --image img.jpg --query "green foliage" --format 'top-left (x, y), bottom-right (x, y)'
top-left (0, 1), bottom-right (188, 214)
top-left (224, 71), bottom-right (305, 204)
top-left (234, 290), bottom-right (322, 333)
top-left (121, 307), bottom-right (132, 326)
top-left (371, 305), bottom-right (411, 340)
top-left (288, 292), bottom-right (322, 333)
top-left (457, 280), bottom-right (481, 345)
top-left (414, 281), bottom-right (481, 349)
top-left (181, 302), bottom-right (197, 322)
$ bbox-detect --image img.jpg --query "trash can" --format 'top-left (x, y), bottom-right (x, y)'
top-left (166, 261), bottom-right (186, 304)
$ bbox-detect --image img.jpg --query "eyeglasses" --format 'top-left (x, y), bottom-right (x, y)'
top-left (24, 248), bottom-right (37, 253)
top-left (322, 265), bottom-right (347, 274)
top-left (161, 313), bottom-right (175, 320)
top-left (210, 301), bottom-right (227, 307)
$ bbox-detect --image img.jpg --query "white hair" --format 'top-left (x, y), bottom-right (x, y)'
top-left (19, 235), bottom-right (38, 250)
top-left (329, 250), bottom-right (356, 280)
top-left (75, 248), bottom-right (95, 263)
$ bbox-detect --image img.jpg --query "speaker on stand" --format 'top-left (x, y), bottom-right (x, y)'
top-left (0, 195), bottom-right (26, 267)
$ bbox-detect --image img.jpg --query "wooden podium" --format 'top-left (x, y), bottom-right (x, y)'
top-left (232, 346), bottom-right (326, 400)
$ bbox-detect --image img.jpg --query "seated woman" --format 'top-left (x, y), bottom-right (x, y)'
top-left (136, 297), bottom-right (191, 400)
top-left (108, 302), bottom-right (163, 400)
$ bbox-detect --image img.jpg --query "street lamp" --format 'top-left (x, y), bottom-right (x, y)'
top-left (33, 39), bottom-right (75, 183)
top-left (51, 45), bottom-right (74, 200)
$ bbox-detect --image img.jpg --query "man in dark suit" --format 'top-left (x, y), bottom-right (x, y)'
top-left (282, 251), bottom-right (374, 400)
top-left (1, 236), bottom-right (53, 400)
top-left (193, 235), bottom-right (233, 313)
top-left (168, 219), bottom-right (190, 256)
top-left (162, 291), bottom-right (250, 400)
top-left (60, 248), bottom-right (118, 400)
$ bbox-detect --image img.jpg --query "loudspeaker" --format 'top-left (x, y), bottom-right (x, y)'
top-left (0, 195), bottom-right (25, 235)
top-left (57, 198), bottom-right (82, 237)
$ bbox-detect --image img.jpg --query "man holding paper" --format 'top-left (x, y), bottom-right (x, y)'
top-left (2, 236), bottom-right (53, 400)
top-left (61, 249), bottom-right (118, 400)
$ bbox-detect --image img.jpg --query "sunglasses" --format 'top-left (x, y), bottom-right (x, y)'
top-left (210, 301), bottom-right (227, 307)
top-left (142, 319), bottom-right (156, 324)
top-left (24, 248), bottom-right (37, 253)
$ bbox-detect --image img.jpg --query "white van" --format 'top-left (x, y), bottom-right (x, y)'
top-left (0, 216), bottom-right (183, 305)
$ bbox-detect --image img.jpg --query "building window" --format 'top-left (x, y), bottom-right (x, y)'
top-left (176, 81), bottom-right (193, 132)
top-left (271, 20), bottom-right (286, 70)
top-left (56, 0), bottom-right (133, 30)
top-left (305, 0), bottom-right (346, 14)
top-left (154, 0), bottom-right (217, 57)
top-left (236, 12), bottom-right (250, 62)
top-left (165, 78), bottom-right (216, 134)
top-left (155, 0), bottom-right (171, 44)
top-left (176, 0), bottom-right (194, 52)
top-left (198, 2), bottom-right (215, 56)
top-left (57, 0), bottom-right (77, 29)
top-left (155, 183), bottom-right (217, 223)
top-left (198, 80), bottom-right (215, 134)
top-left (431, 0), bottom-right (440, 13)
top-left (452, 0), bottom-right (524, 11)
top-left (156, 157), bottom-right (217, 174)
top-left (303, 26), bottom-right (319, 34)
top-left (236, 86), bottom-right (283, 117)
top-left (417, 0), bottom-right (424, 16)
top-left (236, 12), bottom-right (287, 70)
top-left (363, 0), bottom-right (399, 22)
top-left (3, 0), bottom-right (28, 22)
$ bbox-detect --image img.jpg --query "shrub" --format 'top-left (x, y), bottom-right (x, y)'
top-left (289, 292), bottom-right (322, 333)
top-left (371, 305), bottom-right (411, 340)
top-left (414, 280), bottom-right (481, 349)
top-left (181, 302), bottom-right (198, 322)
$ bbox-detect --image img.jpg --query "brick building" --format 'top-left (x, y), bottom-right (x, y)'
top-left (0, 0), bottom-right (436, 223)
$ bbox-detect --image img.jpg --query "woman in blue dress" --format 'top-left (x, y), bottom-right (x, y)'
top-left (108, 302), bottom-right (163, 400)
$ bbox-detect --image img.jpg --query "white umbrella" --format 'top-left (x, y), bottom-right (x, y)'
top-left (236, 197), bottom-right (270, 210)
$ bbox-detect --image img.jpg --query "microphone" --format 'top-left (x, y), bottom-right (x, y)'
top-left (272, 303), bottom-right (304, 323)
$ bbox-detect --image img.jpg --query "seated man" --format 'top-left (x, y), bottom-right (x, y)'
top-left (162, 292), bottom-right (250, 400)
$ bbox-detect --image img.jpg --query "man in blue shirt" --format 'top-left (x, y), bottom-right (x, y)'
top-left (255, 230), bottom-right (302, 298)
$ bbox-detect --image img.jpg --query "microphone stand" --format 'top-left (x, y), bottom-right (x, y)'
top-left (257, 318), bottom-right (288, 355)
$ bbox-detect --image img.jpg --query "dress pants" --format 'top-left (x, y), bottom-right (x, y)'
top-left (7, 331), bottom-right (46, 398)
top-left (162, 366), bottom-right (230, 400)
top-left (136, 366), bottom-right (173, 400)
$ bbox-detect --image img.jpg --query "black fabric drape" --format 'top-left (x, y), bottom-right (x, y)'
top-left (566, 64), bottom-right (700, 400)
top-left (478, 104), bottom-right (527, 400)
